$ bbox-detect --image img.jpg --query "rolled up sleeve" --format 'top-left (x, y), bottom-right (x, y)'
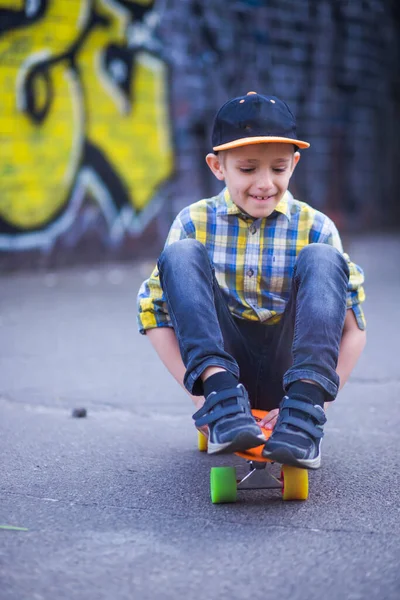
top-left (137, 266), bottom-right (172, 334)
top-left (137, 215), bottom-right (188, 334)
top-left (317, 217), bottom-right (366, 330)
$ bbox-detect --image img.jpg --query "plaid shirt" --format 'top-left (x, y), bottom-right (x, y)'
top-left (137, 188), bottom-right (366, 333)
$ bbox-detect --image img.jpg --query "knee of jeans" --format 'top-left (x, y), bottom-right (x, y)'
top-left (297, 243), bottom-right (348, 275)
top-left (158, 238), bottom-right (208, 270)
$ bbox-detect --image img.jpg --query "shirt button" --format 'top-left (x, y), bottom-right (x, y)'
top-left (247, 268), bottom-right (254, 277)
top-left (249, 224), bottom-right (257, 234)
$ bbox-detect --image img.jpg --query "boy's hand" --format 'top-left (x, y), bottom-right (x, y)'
top-left (259, 408), bottom-right (279, 430)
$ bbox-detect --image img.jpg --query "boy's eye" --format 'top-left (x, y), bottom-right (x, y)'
top-left (238, 167), bottom-right (287, 174)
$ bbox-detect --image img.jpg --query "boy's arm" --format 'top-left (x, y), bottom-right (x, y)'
top-left (336, 308), bottom-right (367, 390)
top-left (314, 214), bottom-right (366, 331)
top-left (137, 213), bottom-right (189, 334)
top-left (146, 327), bottom-right (204, 411)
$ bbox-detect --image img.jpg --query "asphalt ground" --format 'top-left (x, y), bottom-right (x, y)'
top-left (1, 234), bottom-right (399, 600)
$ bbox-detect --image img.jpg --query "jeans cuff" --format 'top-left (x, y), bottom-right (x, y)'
top-left (185, 357), bottom-right (240, 396)
top-left (283, 370), bottom-right (339, 400)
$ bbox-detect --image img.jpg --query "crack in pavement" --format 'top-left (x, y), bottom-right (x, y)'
top-left (0, 490), bottom-right (388, 538)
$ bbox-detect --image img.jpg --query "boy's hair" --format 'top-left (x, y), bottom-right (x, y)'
top-left (211, 92), bottom-right (310, 152)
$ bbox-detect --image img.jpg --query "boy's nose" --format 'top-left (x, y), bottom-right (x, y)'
top-left (257, 174), bottom-right (273, 191)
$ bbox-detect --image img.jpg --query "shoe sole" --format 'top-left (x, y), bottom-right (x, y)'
top-left (262, 446), bottom-right (321, 470)
top-left (207, 432), bottom-right (266, 455)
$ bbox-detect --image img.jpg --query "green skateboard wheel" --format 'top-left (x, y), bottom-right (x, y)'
top-left (210, 466), bottom-right (237, 504)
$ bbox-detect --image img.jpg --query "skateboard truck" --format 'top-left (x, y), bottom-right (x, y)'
top-left (236, 460), bottom-right (282, 491)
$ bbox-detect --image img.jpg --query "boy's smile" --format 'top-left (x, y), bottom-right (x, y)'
top-left (206, 143), bottom-right (300, 219)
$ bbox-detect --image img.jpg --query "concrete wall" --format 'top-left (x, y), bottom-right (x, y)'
top-left (1, 0), bottom-right (399, 269)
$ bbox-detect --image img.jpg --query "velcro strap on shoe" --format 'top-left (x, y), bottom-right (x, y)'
top-left (281, 399), bottom-right (326, 423)
top-left (279, 414), bottom-right (324, 439)
top-left (192, 387), bottom-right (243, 420)
top-left (194, 405), bottom-right (244, 427)
top-left (192, 386), bottom-right (245, 428)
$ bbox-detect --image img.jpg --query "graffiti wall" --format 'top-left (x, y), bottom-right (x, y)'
top-left (1, 0), bottom-right (399, 269)
top-left (0, 0), bottom-right (173, 264)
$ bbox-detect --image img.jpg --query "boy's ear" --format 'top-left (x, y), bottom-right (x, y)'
top-left (206, 153), bottom-right (225, 180)
top-left (291, 151), bottom-right (301, 174)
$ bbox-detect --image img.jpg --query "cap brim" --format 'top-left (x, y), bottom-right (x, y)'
top-left (213, 136), bottom-right (310, 151)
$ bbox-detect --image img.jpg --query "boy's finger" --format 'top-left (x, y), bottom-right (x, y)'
top-left (264, 417), bottom-right (278, 430)
top-left (259, 410), bottom-right (279, 428)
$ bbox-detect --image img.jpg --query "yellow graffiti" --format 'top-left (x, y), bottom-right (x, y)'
top-left (0, 64), bottom-right (83, 228)
top-left (0, 0), bottom-right (173, 237)
top-left (0, 0), bottom-right (88, 228)
top-left (2, 1), bottom-right (24, 8)
top-left (0, 1), bottom-right (90, 57)
top-left (78, 0), bottom-right (172, 211)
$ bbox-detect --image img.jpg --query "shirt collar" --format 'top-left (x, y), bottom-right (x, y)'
top-left (274, 192), bottom-right (292, 221)
top-left (218, 188), bottom-right (292, 222)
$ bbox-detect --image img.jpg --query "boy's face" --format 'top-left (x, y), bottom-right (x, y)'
top-left (206, 143), bottom-right (300, 219)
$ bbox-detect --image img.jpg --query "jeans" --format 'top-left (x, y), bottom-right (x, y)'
top-left (157, 239), bottom-right (349, 409)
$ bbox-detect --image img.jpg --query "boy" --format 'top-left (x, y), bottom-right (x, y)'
top-left (137, 91), bottom-right (366, 469)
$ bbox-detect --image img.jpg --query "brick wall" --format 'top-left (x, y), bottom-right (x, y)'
top-left (160, 0), bottom-right (400, 232)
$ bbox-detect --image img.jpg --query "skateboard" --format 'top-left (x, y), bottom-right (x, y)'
top-left (198, 409), bottom-right (309, 503)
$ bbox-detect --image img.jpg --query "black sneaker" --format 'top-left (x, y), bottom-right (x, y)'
top-left (262, 396), bottom-right (326, 469)
top-left (192, 384), bottom-right (266, 454)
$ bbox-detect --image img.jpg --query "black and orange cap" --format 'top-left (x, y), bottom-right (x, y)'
top-left (212, 91), bottom-right (310, 151)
